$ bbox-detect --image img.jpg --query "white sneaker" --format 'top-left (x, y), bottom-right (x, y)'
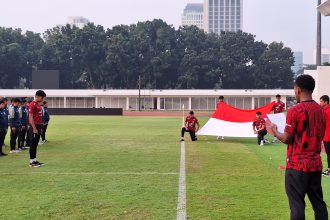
top-left (260, 141), bottom-right (264, 146)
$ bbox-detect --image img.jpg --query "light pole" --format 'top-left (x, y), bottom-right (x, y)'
top-left (316, 0), bottom-right (322, 66)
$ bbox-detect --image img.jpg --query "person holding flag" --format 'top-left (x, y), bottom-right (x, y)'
top-left (181, 111), bottom-right (199, 142)
top-left (252, 111), bottom-right (267, 146)
top-left (216, 96), bottom-right (225, 140)
top-left (271, 94), bottom-right (285, 143)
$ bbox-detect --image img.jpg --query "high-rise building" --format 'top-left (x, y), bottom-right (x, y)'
top-left (313, 48), bottom-right (330, 65)
top-left (203, 0), bottom-right (243, 34)
top-left (292, 52), bottom-right (304, 74)
top-left (181, 3), bottom-right (204, 30)
top-left (67, 16), bottom-right (90, 29)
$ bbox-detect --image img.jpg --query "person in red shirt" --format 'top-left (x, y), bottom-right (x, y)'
top-left (252, 112), bottom-right (267, 146)
top-left (271, 75), bottom-right (328, 219)
top-left (28, 90), bottom-right (46, 168)
top-left (272, 94), bottom-right (286, 143)
top-left (272, 94), bottom-right (286, 114)
top-left (181, 111), bottom-right (199, 142)
top-left (320, 95), bottom-right (330, 177)
top-left (216, 96), bottom-right (225, 141)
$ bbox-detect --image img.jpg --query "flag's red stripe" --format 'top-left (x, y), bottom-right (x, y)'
top-left (212, 102), bottom-right (274, 123)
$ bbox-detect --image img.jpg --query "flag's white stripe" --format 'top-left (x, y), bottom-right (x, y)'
top-left (197, 118), bottom-right (258, 138)
top-left (177, 141), bottom-right (187, 220)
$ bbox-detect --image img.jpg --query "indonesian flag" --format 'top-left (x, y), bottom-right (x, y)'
top-left (197, 102), bottom-right (275, 138)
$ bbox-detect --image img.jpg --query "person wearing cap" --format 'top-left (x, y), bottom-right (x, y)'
top-left (0, 100), bottom-right (8, 156)
top-left (28, 90), bottom-right (46, 167)
top-left (9, 98), bottom-right (21, 153)
top-left (40, 101), bottom-right (50, 144)
top-left (181, 111), bottom-right (199, 142)
top-left (18, 99), bottom-right (29, 150)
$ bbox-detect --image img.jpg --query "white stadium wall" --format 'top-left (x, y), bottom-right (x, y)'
top-left (0, 89), bottom-right (295, 111)
top-left (305, 66), bottom-right (330, 101)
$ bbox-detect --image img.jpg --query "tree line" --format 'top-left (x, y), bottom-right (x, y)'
top-left (0, 19), bottom-right (295, 89)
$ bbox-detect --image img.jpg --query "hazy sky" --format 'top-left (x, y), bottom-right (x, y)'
top-left (0, 0), bottom-right (329, 64)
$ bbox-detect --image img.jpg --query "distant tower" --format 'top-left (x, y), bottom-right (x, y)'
top-left (203, 0), bottom-right (243, 34)
top-left (67, 16), bottom-right (90, 29)
top-left (292, 52), bottom-right (304, 74)
top-left (181, 3), bottom-right (204, 29)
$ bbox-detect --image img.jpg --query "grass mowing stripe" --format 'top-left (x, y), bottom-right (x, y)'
top-left (0, 172), bottom-right (178, 176)
top-left (177, 141), bottom-right (187, 220)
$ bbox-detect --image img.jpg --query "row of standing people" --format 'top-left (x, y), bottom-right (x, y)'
top-left (0, 90), bottom-right (49, 167)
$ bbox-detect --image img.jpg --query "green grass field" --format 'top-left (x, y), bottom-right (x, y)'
top-left (1, 116), bottom-right (330, 219)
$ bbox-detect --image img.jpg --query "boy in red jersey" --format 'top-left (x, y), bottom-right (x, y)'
top-left (272, 94), bottom-right (286, 143)
top-left (28, 90), bottom-right (46, 167)
top-left (252, 111), bottom-right (267, 146)
top-left (181, 111), bottom-right (199, 142)
top-left (320, 95), bottom-right (330, 177)
top-left (216, 96), bottom-right (225, 140)
top-left (271, 75), bottom-right (328, 220)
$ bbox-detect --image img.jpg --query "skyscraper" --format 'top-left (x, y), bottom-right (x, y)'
top-left (203, 0), bottom-right (243, 34)
top-left (313, 48), bottom-right (330, 65)
top-left (292, 52), bottom-right (304, 74)
top-left (181, 3), bottom-right (204, 30)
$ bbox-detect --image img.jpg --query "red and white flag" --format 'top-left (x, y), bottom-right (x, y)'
top-left (197, 102), bottom-right (275, 138)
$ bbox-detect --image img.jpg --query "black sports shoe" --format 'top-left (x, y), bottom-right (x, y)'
top-left (29, 162), bottom-right (41, 168)
top-left (35, 161), bottom-right (44, 166)
top-left (0, 152), bottom-right (8, 156)
top-left (322, 170), bottom-right (330, 177)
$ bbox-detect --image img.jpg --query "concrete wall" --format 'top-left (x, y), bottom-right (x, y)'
top-left (305, 66), bottom-right (330, 101)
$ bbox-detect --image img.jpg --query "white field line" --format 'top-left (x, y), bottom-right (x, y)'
top-left (177, 141), bottom-right (187, 220)
top-left (0, 171), bottom-right (178, 176)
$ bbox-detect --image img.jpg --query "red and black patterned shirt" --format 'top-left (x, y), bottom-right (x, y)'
top-left (185, 116), bottom-right (199, 132)
top-left (323, 105), bottom-right (330, 142)
top-left (29, 101), bottom-right (43, 125)
top-left (253, 118), bottom-right (266, 131)
top-left (273, 101), bottom-right (285, 114)
top-left (284, 100), bottom-right (326, 172)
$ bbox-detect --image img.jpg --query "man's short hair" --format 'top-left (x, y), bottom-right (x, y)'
top-left (27, 99), bottom-right (33, 103)
top-left (276, 94), bottom-right (281, 98)
top-left (21, 98), bottom-right (27, 103)
top-left (12, 98), bottom-right (20, 103)
top-left (256, 111), bottom-right (262, 116)
top-left (320, 95), bottom-right (330, 103)
top-left (219, 96), bottom-right (224, 100)
top-left (189, 111), bottom-right (194, 115)
top-left (35, 90), bottom-right (46, 98)
top-left (294, 75), bottom-right (315, 93)
top-left (2, 97), bottom-right (8, 102)
top-left (43, 101), bottom-right (48, 105)
top-left (0, 100), bottom-right (4, 105)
